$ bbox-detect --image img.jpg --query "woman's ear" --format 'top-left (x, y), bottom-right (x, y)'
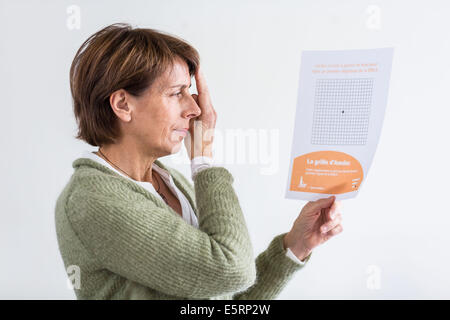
top-left (109, 89), bottom-right (132, 122)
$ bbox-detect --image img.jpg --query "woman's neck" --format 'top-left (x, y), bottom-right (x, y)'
top-left (97, 139), bottom-right (158, 183)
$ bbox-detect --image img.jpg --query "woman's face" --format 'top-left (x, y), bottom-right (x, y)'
top-left (124, 57), bottom-right (201, 157)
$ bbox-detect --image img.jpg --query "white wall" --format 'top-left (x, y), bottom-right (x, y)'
top-left (1, 0), bottom-right (449, 299)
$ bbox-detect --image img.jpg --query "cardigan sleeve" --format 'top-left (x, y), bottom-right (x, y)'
top-left (65, 166), bottom-right (256, 299)
top-left (190, 157), bottom-right (305, 267)
top-left (231, 232), bottom-right (312, 300)
top-left (191, 156), bottom-right (214, 180)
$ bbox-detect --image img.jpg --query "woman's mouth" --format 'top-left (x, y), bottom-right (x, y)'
top-left (174, 128), bottom-right (188, 137)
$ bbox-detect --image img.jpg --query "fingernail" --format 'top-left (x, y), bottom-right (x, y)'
top-left (321, 226), bottom-right (328, 233)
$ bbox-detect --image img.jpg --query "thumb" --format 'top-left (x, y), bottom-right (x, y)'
top-left (305, 196), bottom-right (336, 214)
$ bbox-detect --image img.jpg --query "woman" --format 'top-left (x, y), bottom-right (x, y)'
top-left (55, 23), bottom-right (344, 300)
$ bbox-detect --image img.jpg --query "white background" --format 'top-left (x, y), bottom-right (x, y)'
top-left (1, 0), bottom-right (449, 299)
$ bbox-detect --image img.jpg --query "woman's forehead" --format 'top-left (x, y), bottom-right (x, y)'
top-left (166, 60), bottom-right (190, 82)
top-left (158, 62), bottom-right (191, 90)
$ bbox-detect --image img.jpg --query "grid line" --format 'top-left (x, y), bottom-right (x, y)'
top-left (311, 78), bottom-right (374, 145)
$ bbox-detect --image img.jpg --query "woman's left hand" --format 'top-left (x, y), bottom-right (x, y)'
top-left (283, 196), bottom-right (344, 261)
top-left (184, 66), bottom-right (217, 159)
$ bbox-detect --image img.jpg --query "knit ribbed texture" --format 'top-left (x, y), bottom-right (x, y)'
top-left (54, 158), bottom-right (310, 300)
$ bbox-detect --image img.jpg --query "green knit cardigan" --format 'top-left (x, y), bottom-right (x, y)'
top-left (54, 157), bottom-right (311, 299)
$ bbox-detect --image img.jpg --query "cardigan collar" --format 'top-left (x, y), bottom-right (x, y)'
top-left (72, 155), bottom-right (198, 218)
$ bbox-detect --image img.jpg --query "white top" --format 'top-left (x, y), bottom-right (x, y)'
top-left (81, 151), bottom-right (305, 265)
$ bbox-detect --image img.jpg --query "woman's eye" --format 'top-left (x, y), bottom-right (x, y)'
top-left (172, 92), bottom-right (182, 97)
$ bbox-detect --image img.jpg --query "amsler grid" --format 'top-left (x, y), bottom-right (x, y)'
top-left (311, 78), bottom-right (374, 146)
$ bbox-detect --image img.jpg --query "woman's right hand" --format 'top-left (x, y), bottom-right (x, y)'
top-left (184, 66), bottom-right (217, 159)
top-left (283, 196), bottom-right (344, 261)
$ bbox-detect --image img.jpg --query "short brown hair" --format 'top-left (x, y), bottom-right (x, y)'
top-left (70, 23), bottom-right (200, 146)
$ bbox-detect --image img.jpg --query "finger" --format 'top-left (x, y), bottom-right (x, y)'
top-left (320, 213), bottom-right (342, 234)
top-left (328, 200), bottom-right (342, 220)
top-left (334, 200), bottom-right (343, 212)
top-left (327, 202), bottom-right (336, 220)
top-left (326, 224), bottom-right (343, 237)
top-left (307, 196), bottom-right (335, 213)
top-left (195, 66), bottom-right (210, 96)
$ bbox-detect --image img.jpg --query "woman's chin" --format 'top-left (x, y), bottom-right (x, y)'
top-left (167, 140), bottom-right (183, 155)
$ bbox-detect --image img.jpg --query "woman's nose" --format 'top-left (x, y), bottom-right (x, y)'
top-left (183, 95), bottom-right (201, 119)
